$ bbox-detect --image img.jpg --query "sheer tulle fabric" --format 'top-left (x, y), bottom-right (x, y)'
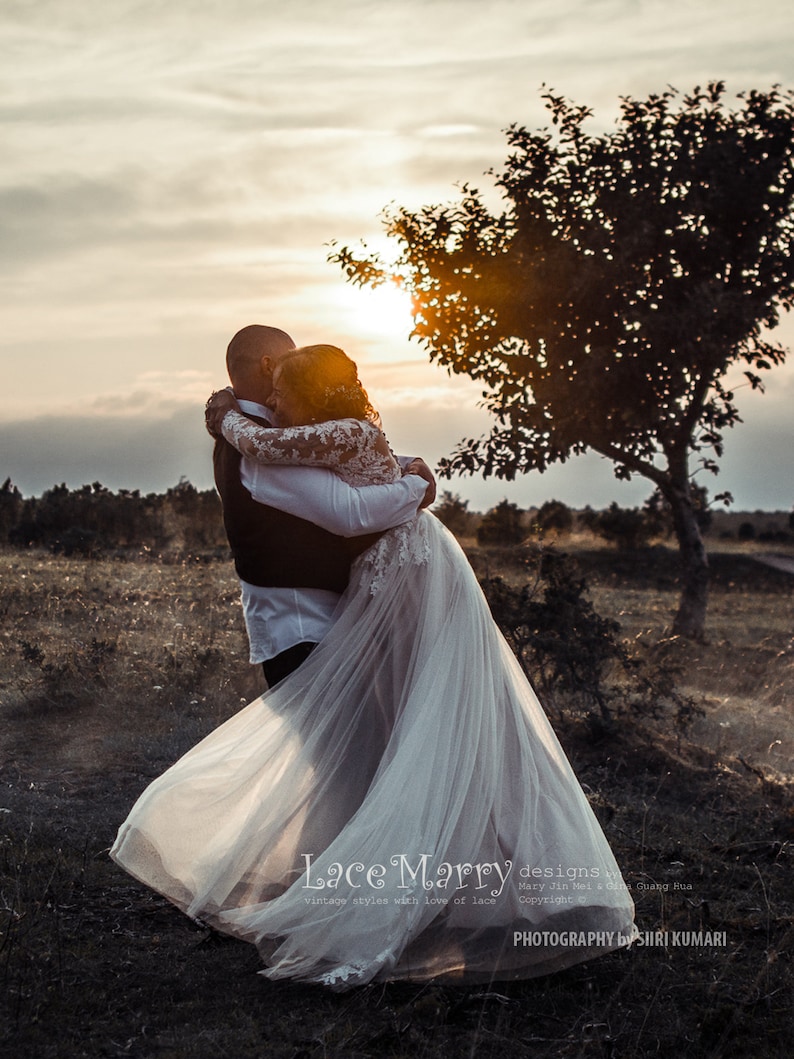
top-left (111, 514), bottom-right (636, 988)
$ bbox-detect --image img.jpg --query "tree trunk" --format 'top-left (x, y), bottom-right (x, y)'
top-left (668, 483), bottom-right (709, 640)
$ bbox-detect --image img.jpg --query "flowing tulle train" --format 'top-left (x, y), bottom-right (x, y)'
top-left (111, 514), bottom-right (636, 988)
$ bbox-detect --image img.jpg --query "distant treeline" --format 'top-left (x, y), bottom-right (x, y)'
top-left (433, 491), bottom-right (794, 549)
top-left (1, 478), bottom-right (792, 559)
top-left (0, 478), bottom-right (226, 557)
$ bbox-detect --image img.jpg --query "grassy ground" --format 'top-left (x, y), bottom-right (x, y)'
top-left (1, 542), bottom-right (792, 1058)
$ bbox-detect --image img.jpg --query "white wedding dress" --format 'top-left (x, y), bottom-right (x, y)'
top-left (111, 415), bottom-right (637, 988)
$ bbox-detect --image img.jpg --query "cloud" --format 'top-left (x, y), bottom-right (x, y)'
top-left (0, 176), bottom-right (143, 269)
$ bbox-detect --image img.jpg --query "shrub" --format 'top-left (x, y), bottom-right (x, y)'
top-left (476, 499), bottom-right (525, 546)
top-left (534, 499), bottom-right (574, 536)
top-left (17, 635), bottom-right (118, 708)
top-left (432, 491), bottom-right (475, 537)
top-left (577, 505), bottom-right (600, 534)
top-left (50, 526), bottom-right (105, 559)
top-left (758, 529), bottom-right (792, 543)
top-left (480, 548), bottom-right (702, 737)
top-left (481, 553), bottom-right (623, 724)
top-left (591, 502), bottom-right (653, 550)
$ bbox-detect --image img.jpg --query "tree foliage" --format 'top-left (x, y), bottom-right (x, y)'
top-left (332, 83), bottom-right (794, 637)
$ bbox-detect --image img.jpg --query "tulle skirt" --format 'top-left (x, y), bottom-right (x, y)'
top-left (111, 513), bottom-right (636, 988)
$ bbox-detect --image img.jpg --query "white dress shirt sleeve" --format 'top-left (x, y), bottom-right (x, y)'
top-left (239, 460), bottom-right (427, 536)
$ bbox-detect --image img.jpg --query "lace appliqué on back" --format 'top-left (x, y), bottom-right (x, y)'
top-left (355, 516), bottom-right (432, 595)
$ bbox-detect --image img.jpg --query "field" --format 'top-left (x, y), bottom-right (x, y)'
top-left (1, 538), bottom-right (793, 1058)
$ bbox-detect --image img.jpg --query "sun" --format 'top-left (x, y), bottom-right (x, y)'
top-left (336, 280), bottom-right (416, 346)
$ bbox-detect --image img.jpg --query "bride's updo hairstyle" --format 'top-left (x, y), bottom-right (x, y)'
top-left (276, 344), bottom-right (378, 423)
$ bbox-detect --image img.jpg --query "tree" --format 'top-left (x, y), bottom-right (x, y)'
top-left (645, 482), bottom-right (713, 538)
top-left (0, 478), bottom-right (22, 542)
top-left (331, 83), bottom-right (794, 638)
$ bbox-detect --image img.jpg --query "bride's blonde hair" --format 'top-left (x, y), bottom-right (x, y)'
top-left (276, 344), bottom-right (378, 423)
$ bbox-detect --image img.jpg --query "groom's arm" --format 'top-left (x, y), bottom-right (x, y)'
top-left (239, 460), bottom-right (432, 536)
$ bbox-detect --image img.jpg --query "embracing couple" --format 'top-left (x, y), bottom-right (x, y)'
top-left (208, 324), bottom-right (436, 690)
top-left (111, 323), bottom-right (636, 989)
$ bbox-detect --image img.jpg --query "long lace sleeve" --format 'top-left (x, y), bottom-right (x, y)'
top-left (220, 410), bottom-right (399, 485)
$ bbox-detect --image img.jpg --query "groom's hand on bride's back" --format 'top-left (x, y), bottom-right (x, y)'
top-left (403, 459), bottom-right (436, 509)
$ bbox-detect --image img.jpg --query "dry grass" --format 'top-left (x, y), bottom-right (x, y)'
top-left (1, 542), bottom-right (793, 1058)
top-left (584, 562), bottom-right (794, 785)
top-left (0, 549), bottom-right (262, 777)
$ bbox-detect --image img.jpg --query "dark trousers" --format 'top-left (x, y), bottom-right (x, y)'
top-left (262, 641), bottom-right (317, 688)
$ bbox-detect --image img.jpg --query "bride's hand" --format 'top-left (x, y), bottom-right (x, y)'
top-left (205, 387), bottom-right (239, 438)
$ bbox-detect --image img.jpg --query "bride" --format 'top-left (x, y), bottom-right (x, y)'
top-left (111, 343), bottom-right (637, 989)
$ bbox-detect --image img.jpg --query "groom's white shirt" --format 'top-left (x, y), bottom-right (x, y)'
top-left (234, 399), bottom-right (426, 664)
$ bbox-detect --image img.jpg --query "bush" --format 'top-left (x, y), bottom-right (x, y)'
top-left (576, 505), bottom-right (600, 534)
top-left (481, 553), bottom-right (623, 724)
top-left (591, 502), bottom-right (652, 550)
top-left (534, 499), bottom-right (574, 536)
top-left (17, 635), bottom-right (118, 709)
top-left (480, 548), bottom-right (702, 737)
top-left (476, 499), bottom-right (525, 546)
top-left (758, 529), bottom-right (792, 543)
top-left (50, 526), bottom-right (105, 559)
top-left (432, 491), bottom-right (476, 537)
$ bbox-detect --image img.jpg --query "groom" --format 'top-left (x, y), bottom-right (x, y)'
top-left (212, 324), bottom-right (435, 688)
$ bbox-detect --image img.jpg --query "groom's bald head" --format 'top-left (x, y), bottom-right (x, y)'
top-left (226, 325), bottom-right (296, 403)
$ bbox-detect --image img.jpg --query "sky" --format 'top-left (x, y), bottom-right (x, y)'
top-left (2, 0), bottom-right (793, 513)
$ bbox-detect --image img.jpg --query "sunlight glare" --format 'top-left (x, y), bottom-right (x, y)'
top-left (336, 280), bottom-right (416, 347)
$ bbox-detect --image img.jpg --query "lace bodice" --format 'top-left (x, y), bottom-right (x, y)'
top-left (220, 412), bottom-right (401, 487)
